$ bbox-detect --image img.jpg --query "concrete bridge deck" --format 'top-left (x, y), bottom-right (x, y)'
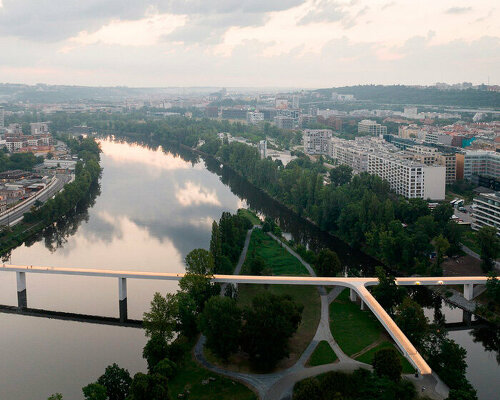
top-left (0, 264), bottom-right (488, 376)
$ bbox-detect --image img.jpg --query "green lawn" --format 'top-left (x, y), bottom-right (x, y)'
top-left (168, 345), bottom-right (257, 400)
top-left (355, 341), bottom-right (414, 374)
top-left (306, 340), bottom-right (338, 367)
top-left (242, 229), bottom-right (309, 276)
top-left (238, 208), bottom-right (261, 225)
top-left (329, 289), bottom-right (383, 356)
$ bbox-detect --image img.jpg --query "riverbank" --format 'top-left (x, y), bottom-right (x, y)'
top-left (0, 137), bottom-right (102, 257)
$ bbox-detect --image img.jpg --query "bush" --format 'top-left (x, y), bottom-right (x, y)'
top-left (372, 348), bottom-right (402, 382)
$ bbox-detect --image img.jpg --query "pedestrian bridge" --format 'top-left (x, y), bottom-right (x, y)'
top-left (0, 264), bottom-right (488, 376)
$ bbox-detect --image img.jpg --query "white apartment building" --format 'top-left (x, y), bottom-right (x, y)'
top-left (246, 111), bottom-right (264, 125)
top-left (463, 151), bottom-right (500, 180)
top-left (257, 140), bottom-right (267, 159)
top-left (358, 120), bottom-right (387, 135)
top-left (303, 129), bottom-right (333, 154)
top-left (471, 192), bottom-right (500, 234)
top-left (368, 153), bottom-right (445, 200)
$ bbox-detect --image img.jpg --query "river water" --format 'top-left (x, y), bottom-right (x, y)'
top-left (0, 138), bottom-right (498, 399)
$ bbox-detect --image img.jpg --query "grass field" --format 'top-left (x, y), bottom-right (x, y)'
top-left (168, 345), bottom-right (257, 400)
top-left (329, 289), bottom-right (383, 356)
top-left (355, 341), bottom-right (415, 374)
top-left (461, 229), bottom-right (482, 255)
top-left (238, 209), bottom-right (262, 226)
top-left (242, 229), bottom-right (309, 276)
top-left (306, 341), bottom-right (338, 367)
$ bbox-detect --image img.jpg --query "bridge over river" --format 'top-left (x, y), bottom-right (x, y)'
top-left (0, 264), bottom-right (488, 377)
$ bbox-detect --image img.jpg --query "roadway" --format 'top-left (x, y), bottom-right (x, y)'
top-left (0, 174), bottom-right (72, 226)
top-left (0, 264), bottom-right (488, 376)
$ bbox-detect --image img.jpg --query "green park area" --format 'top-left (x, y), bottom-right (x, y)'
top-left (306, 341), bottom-right (338, 367)
top-left (168, 341), bottom-right (256, 400)
top-left (242, 228), bottom-right (310, 276)
top-left (330, 289), bottom-right (413, 374)
top-left (237, 209), bottom-right (261, 226)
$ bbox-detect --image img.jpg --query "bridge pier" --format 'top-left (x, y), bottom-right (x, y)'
top-left (464, 284), bottom-right (474, 301)
top-left (360, 299), bottom-right (366, 310)
top-left (119, 277), bottom-right (127, 322)
top-left (462, 310), bottom-right (472, 325)
top-left (16, 271), bottom-right (27, 309)
top-left (349, 288), bottom-right (356, 302)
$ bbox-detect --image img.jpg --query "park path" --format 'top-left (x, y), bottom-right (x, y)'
top-left (195, 226), bottom-right (369, 399)
top-left (195, 227), bottom-right (446, 399)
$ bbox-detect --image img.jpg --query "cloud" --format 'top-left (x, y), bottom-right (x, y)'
top-left (445, 7), bottom-right (472, 15)
top-left (298, 1), bottom-right (346, 25)
top-left (176, 182), bottom-right (221, 207)
top-left (0, 0), bottom-right (304, 43)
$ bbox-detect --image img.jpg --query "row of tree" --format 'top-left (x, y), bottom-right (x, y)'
top-left (23, 137), bottom-right (101, 224)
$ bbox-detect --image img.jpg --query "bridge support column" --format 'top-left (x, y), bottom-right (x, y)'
top-left (360, 299), bottom-right (366, 311)
top-left (464, 284), bottom-right (473, 301)
top-left (16, 271), bottom-right (27, 309)
top-left (349, 288), bottom-right (356, 302)
top-left (119, 277), bottom-right (127, 322)
top-left (462, 310), bottom-right (472, 325)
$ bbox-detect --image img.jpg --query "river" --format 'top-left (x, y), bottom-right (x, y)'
top-left (0, 138), bottom-right (498, 399)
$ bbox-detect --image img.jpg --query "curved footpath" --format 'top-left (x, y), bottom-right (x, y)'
top-left (195, 227), bottom-right (371, 400)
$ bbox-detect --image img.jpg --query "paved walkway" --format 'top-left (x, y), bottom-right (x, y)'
top-left (194, 229), bottom-right (370, 399)
top-left (461, 244), bottom-right (500, 270)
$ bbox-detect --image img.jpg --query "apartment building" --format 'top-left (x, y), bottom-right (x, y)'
top-left (367, 153), bottom-right (445, 200)
top-left (403, 145), bottom-right (456, 184)
top-left (471, 192), bottom-right (500, 234)
top-left (462, 150), bottom-right (500, 180)
top-left (274, 116), bottom-right (295, 130)
top-left (246, 111), bottom-right (264, 125)
top-left (257, 140), bottom-right (267, 159)
top-left (358, 120), bottom-right (387, 135)
top-left (303, 129), bottom-right (333, 154)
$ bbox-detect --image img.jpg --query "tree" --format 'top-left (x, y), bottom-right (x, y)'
top-left (153, 358), bottom-right (177, 380)
top-left (47, 394), bottom-right (63, 400)
top-left (371, 266), bottom-right (406, 313)
top-left (433, 203), bottom-right (454, 226)
top-left (434, 234), bottom-right (450, 272)
top-left (175, 291), bottom-right (198, 338)
top-left (127, 372), bottom-right (169, 400)
top-left (142, 334), bottom-right (170, 371)
top-left (329, 165), bottom-right (352, 187)
top-left (427, 338), bottom-right (468, 389)
top-left (485, 272), bottom-right (500, 303)
top-left (179, 272), bottom-right (220, 313)
top-left (315, 248), bottom-right (341, 277)
top-left (209, 221), bottom-right (222, 271)
top-left (249, 255), bottom-right (265, 275)
top-left (294, 378), bottom-right (322, 400)
top-left (82, 383), bottom-right (107, 400)
top-left (143, 293), bottom-right (178, 341)
top-left (394, 297), bottom-right (429, 349)
top-left (198, 296), bottom-right (242, 360)
top-left (241, 293), bottom-right (303, 371)
top-left (477, 226), bottom-right (500, 272)
top-left (185, 248), bottom-right (215, 275)
top-left (372, 348), bottom-right (402, 382)
top-left (97, 363), bottom-right (132, 400)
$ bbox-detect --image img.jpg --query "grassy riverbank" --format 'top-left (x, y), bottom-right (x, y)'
top-left (330, 289), bottom-right (413, 374)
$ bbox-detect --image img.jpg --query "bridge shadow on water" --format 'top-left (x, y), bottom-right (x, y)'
top-left (0, 304), bottom-right (143, 328)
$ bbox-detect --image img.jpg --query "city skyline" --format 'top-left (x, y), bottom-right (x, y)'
top-left (0, 0), bottom-right (498, 87)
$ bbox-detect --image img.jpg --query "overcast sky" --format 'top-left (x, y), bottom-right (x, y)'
top-left (0, 0), bottom-right (498, 87)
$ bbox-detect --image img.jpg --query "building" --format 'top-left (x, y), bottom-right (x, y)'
top-left (303, 130), bottom-right (333, 154)
top-left (368, 153), bottom-right (445, 200)
top-left (274, 116), bottom-right (295, 130)
top-left (204, 106), bottom-right (219, 118)
top-left (358, 120), bottom-right (387, 135)
top-left (437, 154), bottom-right (457, 184)
top-left (258, 140), bottom-right (267, 159)
top-left (471, 192), bottom-right (500, 234)
top-left (291, 95), bottom-right (300, 109)
top-left (0, 107), bottom-right (4, 130)
top-left (30, 122), bottom-right (50, 135)
top-left (462, 150), bottom-right (500, 180)
top-left (221, 108), bottom-right (248, 120)
top-left (43, 159), bottom-right (77, 170)
top-left (246, 111), bottom-right (264, 125)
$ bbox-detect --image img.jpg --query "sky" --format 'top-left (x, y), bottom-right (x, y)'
top-left (0, 0), bottom-right (498, 87)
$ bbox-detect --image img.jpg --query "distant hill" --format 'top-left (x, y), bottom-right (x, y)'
top-left (316, 85), bottom-right (500, 109)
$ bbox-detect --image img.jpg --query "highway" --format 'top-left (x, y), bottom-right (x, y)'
top-left (0, 264), bottom-right (488, 375)
top-left (0, 174), bottom-right (72, 226)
